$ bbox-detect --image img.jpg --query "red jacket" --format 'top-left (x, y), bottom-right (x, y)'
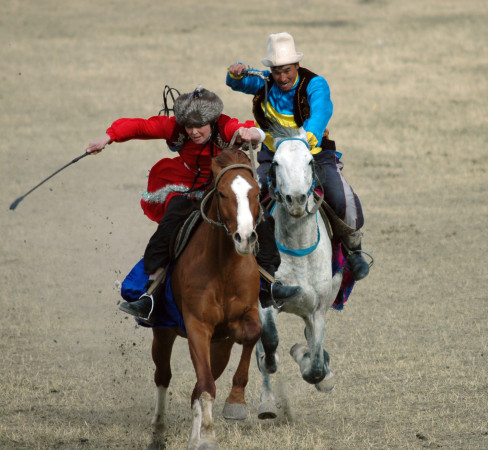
top-left (106, 114), bottom-right (255, 222)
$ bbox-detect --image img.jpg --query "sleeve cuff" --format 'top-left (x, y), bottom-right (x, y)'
top-left (254, 127), bottom-right (266, 143)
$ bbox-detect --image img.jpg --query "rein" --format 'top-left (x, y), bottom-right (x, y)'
top-left (200, 163), bottom-right (264, 234)
top-left (228, 130), bottom-right (259, 182)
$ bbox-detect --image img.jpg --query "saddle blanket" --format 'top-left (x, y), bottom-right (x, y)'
top-left (121, 259), bottom-right (187, 334)
top-left (331, 239), bottom-right (355, 311)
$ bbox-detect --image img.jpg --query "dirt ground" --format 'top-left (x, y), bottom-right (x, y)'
top-left (1, 0), bottom-right (487, 449)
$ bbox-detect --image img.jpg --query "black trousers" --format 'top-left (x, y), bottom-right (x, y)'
top-left (143, 195), bottom-right (281, 276)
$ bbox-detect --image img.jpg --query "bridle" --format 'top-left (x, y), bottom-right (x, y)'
top-left (267, 137), bottom-right (324, 215)
top-left (200, 163), bottom-right (264, 235)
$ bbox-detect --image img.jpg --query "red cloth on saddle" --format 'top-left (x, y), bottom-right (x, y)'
top-left (331, 238), bottom-right (355, 310)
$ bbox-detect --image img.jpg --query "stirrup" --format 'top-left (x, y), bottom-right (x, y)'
top-left (346, 250), bottom-right (373, 281)
top-left (119, 294), bottom-right (155, 326)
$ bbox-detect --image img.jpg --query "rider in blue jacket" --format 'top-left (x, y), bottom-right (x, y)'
top-left (226, 32), bottom-right (370, 281)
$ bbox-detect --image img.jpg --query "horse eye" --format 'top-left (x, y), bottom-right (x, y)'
top-left (218, 191), bottom-right (226, 199)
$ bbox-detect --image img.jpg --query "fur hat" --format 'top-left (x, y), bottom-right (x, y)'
top-left (174, 86), bottom-right (223, 128)
top-left (261, 32), bottom-right (304, 67)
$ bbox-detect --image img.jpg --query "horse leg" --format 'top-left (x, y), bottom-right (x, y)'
top-left (256, 306), bottom-right (280, 419)
top-left (209, 339), bottom-right (246, 420)
top-left (305, 270), bottom-right (343, 392)
top-left (210, 339), bottom-right (234, 381)
top-left (223, 310), bottom-right (261, 420)
top-left (186, 319), bottom-right (219, 450)
top-left (188, 391), bottom-right (217, 450)
top-left (257, 306), bottom-right (280, 373)
top-left (148, 328), bottom-right (177, 450)
top-left (290, 312), bottom-right (334, 391)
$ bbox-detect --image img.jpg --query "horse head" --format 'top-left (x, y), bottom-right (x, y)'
top-left (208, 149), bottom-right (261, 255)
top-left (268, 122), bottom-right (314, 217)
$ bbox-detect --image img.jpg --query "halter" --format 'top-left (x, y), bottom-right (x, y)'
top-left (270, 203), bottom-right (321, 257)
top-left (268, 138), bottom-right (325, 215)
top-left (200, 163), bottom-right (264, 235)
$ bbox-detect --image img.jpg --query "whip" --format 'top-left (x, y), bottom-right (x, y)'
top-left (9, 152), bottom-right (90, 210)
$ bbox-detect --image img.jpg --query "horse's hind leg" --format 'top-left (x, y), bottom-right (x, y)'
top-left (257, 306), bottom-right (280, 373)
top-left (255, 339), bottom-right (279, 420)
top-left (256, 307), bottom-right (280, 420)
top-left (148, 328), bottom-right (177, 450)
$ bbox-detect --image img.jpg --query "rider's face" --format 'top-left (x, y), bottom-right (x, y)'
top-left (185, 124), bottom-right (212, 144)
top-left (271, 64), bottom-right (299, 92)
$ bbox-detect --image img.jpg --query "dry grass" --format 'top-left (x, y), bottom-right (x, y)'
top-left (1, 0), bottom-right (487, 449)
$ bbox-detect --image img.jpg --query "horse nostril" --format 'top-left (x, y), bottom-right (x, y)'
top-left (299, 194), bottom-right (307, 204)
top-left (249, 231), bottom-right (257, 245)
top-left (234, 233), bottom-right (242, 244)
top-left (285, 195), bottom-right (292, 204)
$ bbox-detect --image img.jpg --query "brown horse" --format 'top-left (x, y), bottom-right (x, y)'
top-left (148, 149), bottom-right (262, 450)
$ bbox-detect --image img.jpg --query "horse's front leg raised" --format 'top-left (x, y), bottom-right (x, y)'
top-left (290, 311), bottom-right (334, 391)
top-left (186, 319), bottom-right (219, 450)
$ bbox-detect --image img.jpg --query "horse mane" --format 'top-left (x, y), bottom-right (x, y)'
top-left (212, 148), bottom-right (251, 171)
top-left (262, 118), bottom-right (301, 142)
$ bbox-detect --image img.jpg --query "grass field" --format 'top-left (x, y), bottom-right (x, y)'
top-left (1, 0), bottom-right (487, 448)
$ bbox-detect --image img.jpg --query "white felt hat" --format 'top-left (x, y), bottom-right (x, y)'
top-left (261, 32), bottom-right (304, 67)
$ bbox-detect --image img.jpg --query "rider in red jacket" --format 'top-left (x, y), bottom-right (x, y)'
top-left (87, 87), bottom-right (302, 324)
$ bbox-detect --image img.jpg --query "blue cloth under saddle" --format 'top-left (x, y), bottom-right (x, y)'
top-left (121, 258), bottom-right (187, 335)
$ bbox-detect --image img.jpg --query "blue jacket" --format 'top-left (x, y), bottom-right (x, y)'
top-left (226, 67), bottom-right (333, 154)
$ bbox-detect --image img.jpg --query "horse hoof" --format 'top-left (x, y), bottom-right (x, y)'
top-left (314, 371), bottom-right (335, 393)
top-left (258, 401), bottom-right (278, 420)
top-left (222, 402), bottom-right (247, 420)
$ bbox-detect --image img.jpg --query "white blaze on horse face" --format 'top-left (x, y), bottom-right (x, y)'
top-left (231, 175), bottom-right (255, 253)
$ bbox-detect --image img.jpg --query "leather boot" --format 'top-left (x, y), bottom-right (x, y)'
top-left (119, 280), bottom-right (157, 326)
top-left (260, 278), bottom-right (303, 309)
top-left (342, 230), bottom-right (370, 281)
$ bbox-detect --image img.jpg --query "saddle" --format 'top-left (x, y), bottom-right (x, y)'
top-left (169, 209), bottom-right (203, 262)
top-left (143, 209), bottom-right (203, 298)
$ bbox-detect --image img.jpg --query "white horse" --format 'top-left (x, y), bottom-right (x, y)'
top-left (256, 123), bottom-right (344, 419)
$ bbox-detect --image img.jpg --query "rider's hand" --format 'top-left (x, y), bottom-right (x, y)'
top-left (228, 63), bottom-right (247, 78)
top-left (237, 127), bottom-right (264, 146)
top-left (86, 134), bottom-right (112, 155)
